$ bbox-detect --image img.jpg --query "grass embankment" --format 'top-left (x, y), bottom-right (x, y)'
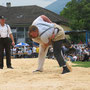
top-left (72, 61), bottom-right (90, 68)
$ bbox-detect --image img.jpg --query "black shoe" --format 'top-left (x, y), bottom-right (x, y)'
top-left (62, 66), bottom-right (70, 74)
top-left (7, 66), bottom-right (14, 69)
top-left (0, 67), bottom-right (3, 69)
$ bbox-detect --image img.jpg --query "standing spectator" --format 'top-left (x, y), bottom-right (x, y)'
top-left (0, 16), bottom-right (15, 69)
top-left (87, 42), bottom-right (90, 48)
top-left (32, 46), bottom-right (37, 58)
top-left (36, 46), bottom-right (39, 57)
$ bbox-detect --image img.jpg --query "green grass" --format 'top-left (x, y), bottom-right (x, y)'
top-left (72, 61), bottom-right (90, 68)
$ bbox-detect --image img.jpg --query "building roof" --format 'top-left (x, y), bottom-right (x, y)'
top-left (0, 5), bottom-right (68, 27)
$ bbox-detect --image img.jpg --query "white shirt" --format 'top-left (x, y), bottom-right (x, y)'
top-left (32, 16), bottom-right (58, 44)
top-left (0, 24), bottom-right (12, 38)
top-left (73, 56), bottom-right (77, 59)
top-left (12, 48), bottom-right (16, 54)
top-left (84, 50), bottom-right (89, 55)
top-left (32, 47), bottom-right (36, 53)
top-left (27, 49), bottom-right (32, 55)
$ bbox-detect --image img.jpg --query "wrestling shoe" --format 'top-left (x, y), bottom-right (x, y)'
top-left (62, 66), bottom-right (70, 74)
top-left (62, 61), bottom-right (72, 74)
top-left (33, 70), bottom-right (43, 72)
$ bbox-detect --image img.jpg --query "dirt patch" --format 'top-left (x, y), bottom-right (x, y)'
top-left (0, 58), bottom-right (90, 90)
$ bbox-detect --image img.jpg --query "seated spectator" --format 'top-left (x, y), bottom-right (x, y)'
top-left (72, 54), bottom-right (77, 61)
top-left (27, 48), bottom-right (32, 58)
top-left (18, 49), bottom-right (23, 58)
top-left (12, 47), bottom-right (16, 58)
top-left (68, 54), bottom-right (75, 62)
top-left (82, 47), bottom-right (89, 61)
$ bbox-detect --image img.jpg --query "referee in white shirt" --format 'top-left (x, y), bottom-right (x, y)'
top-left (0, 16), bottom-right (15, 69)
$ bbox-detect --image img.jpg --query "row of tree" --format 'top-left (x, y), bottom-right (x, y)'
top-left (60, 0), bottom-right (90, 43)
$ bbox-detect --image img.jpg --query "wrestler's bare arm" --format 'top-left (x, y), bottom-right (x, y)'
top-left (41, 15), bottom-right (52, 23)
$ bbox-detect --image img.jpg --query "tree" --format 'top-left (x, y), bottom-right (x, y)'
top-left (60, 0), bottom-right (90, 43)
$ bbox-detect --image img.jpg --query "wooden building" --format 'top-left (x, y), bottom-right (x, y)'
top-left (0, 4), bottom-right (71, 45)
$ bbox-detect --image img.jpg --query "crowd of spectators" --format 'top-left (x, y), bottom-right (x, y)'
top-left (63, 44), bottom-right (90, 62)
top-left (8, 43), bottom-right (90, 62)
top-left (11, 45), bottom-right (39, 58)
top-left (47, 44), bottom-right (90, 62)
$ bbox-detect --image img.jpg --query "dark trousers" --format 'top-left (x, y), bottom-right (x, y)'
top-left (82, 54), bottom-right (89, 61)
top-left (52, 39), bottom-right (71, 67)
top-left (0, 38), bottom-right (11, 68)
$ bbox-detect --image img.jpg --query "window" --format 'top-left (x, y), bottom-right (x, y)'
top-left (17, 27), bottom-right (24, 38)
top-left (25, 27), bottom-right (29, 38)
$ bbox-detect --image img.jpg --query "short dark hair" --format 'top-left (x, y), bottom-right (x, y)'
top-left (29, 25), bottom-right (38, 32)
top-left (0, 16), bottom-right (5, 19)
top-left (28, 25), bottom-right (38, 38)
